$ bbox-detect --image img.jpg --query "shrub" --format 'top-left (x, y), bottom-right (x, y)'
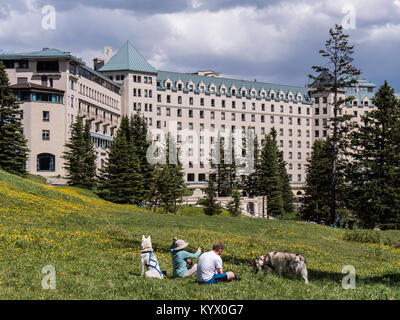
top-left (343, 229), bottom-right (382, 244)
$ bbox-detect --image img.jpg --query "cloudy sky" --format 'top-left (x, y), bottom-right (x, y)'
top-left (1, 0), bottom-right (400, 90)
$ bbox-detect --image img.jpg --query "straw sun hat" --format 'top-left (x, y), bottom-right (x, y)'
top-left (173, 239), bottom-right (189, 251)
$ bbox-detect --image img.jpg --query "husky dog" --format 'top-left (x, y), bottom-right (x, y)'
top-left (251, 251), bottom-right (309, 284)
top-left (140, 235), bottom-right (165, 279)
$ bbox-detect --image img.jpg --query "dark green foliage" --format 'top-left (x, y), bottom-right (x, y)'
top-left (343, 229), bottom-right (382, 244)
top-left (156, 134), bottom-right (185, 213)
top-left (63, 117), bottom-right (97, 189)
top-left (227, 187), bottom-right (241, 217)
top-left (258, 131), bottom-right (284, 217)
top-left (348, 81), bottom-right (400, 229)
top-left (310, 24), bottom-right (361, 224)
top-left (302, 139), bottom-right (333, 222)
top-left (202, 179), bottom-right (222, 216)
top-left (97, 116), bottom-right (143, 204)
top-left (0, 61), bottom-right (29, 175)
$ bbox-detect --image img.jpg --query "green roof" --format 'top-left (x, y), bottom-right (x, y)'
top-left (156, 70), bottom-right (313, 104)
top-left (99, 41), bottom-right (157, 73)
top-left (1, 48), bottom-right (84, 65)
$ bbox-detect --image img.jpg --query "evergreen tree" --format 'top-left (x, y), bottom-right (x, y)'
top-left (156, 133), bottom-right (185, 213)
top-left (258, 131), bottom-right (284, 217)
top-left (302, 139), bottom-right (333, 222)
top-left (202, 179), bottom-right (222, 216)
top-left (63, 117), bottom-right (96, 188)
top-left (243, 129), bottom-right (260, 197)
top-left (130, 113), bottom-right (154, 203)
top-left (0, 61), bottom-right (29, 175)
top-left (97, 116), bottom-right (143, 204)
top-left (270, 128), bottom-right (295, 213)
top-left (310, 24), bottom-right (361, 224)
top-left (227, 187), bottom-right (241, 217)
top-left (348, 81), bottom-right (400, 229)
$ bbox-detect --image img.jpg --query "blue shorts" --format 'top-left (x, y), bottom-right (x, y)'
top-left (202, 273), bottom-right (227, 285)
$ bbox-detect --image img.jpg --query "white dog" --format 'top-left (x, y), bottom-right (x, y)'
top-left (140, 235), bottom-right (165, 279)
top-left (251, 251), bottom-right (309, 284)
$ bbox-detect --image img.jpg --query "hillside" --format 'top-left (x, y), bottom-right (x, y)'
top-left (0, 170), bottom-right (399, 299)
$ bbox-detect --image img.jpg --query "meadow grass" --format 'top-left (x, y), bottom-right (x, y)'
top-left (1, 170), bottom-right (400, 300)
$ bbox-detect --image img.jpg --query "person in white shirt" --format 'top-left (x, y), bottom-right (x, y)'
top-left (196, 242), bottom-right (240, 284)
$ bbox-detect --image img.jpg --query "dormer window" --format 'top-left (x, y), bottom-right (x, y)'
top-left (178, 83), bottom-right (182, 90)
top-left (200, 86), bottom-right (205, 93)
top-left (271, 93), bottom-right (275, 99)
top-left (189, 84), bottom-right (194, 92)
top-left (221, 88), bottom-right (226, 94)
top-left (242, 90), bottom-right (246, 97)
top-left (232, 89), bottom-right (236, 95)
top-left (166, 82), bottom-right (171, 90)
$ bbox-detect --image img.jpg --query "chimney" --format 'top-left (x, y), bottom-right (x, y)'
top-left (104, 46), bottom-right (112, 63)
top-left (93, 58), bottom-right (104, 71)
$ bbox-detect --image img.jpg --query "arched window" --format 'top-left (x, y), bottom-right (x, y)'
top-left (37, 153), bottom-right (55, 172)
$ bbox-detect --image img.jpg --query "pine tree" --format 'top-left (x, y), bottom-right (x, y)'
top-left (203, 179), bottom-right (222, 216)
top-left (348, 81), bottom-right (400, 229)
top-left (272, 129), bottom-right (295, 214)
top-left (227, 187), bottom-right (241, 217)
top-left (97, 116), bottom-right (143, 204)
top-left (0, 61), bottom-right (29, 175)
top-left (302, 139), bottom-right (333, 222)
top-left (244, 130), bottom-right (260, 197)
top-left (156, 133), bottom-right (185, 213)
top-left (310, 24), bottom-right (361, 224)
top-left (258, 131), bottom-right (284, 217)
top-left (130, 113), bottom-right (154, 203)
top-left (63, 117), bottom-right (96, 188)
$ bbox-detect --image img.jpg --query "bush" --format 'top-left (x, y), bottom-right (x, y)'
top-left (343, 229), bottom-right (382, 244)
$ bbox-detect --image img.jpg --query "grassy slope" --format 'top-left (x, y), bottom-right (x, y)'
top-left (0, 170), bottom-right (400, 300)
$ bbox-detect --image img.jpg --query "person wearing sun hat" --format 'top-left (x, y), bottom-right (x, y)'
top-left (170, 236), bottom-right (201, 278)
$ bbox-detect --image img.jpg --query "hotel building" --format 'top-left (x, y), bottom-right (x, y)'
top-left (1, 41), bottom-right (387, 197)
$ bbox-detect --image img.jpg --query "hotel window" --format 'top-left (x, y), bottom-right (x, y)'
top-left (280, 128), bottom-right (284, 136)
top-left (178, 83), bottom-right (182, 91)
top-left (189, 109), bottom-right (193, 118)
top-left (306, 141), bottom-right (310, 149)
top-left (297, 129), bottom-right (301, 137)
top-left (289, 152), bottom-right (293, 160)
top-left (211, 124), bottom-right (215, 132)
top-left (262, 104), bottom-right (265, 111)
top-left (261, 115), bottom-right (265, 123)
top-left (323, 107), bottom-right (328, 114)
top-left (364, 100), bottom-right (369, 107)
top-left (157, 121), bottom-right (161, 129)
top-left (231, 125), bottom-right (235, 133)
top-left (221, 125), bottom-right (226, 133)
top-left (200, 123), bottom-right (204, 132)
top-left (315, 119), bottom-right (319, 126)
top-left (289, 106), bottom-right (293, 113)
top-left (280, 105), bottom-right (284, 113)
top-left (251, 103), bottom-right (256, 110)
top-left (157, 107), bottom-right (161, 115)
top-left (261, 128), bottom-right (265, 135)
top-left (298, 174), bottom-right (302, 182)
top-left (189, 97), bottom-right (193, 105)
top-left (157, 94), bottom-right (161, 103)
top-left (315, 130), bottom-right (320, 137)
top-left (189, 84), bottom-right (194, 92)
top-left (241, 114), bottom-right (246, 121)
top-left (200, 149), bottom-right (204, 157)
top-left (200, 136), bottom-right (204, 144)
top-left (297, 118), bottom-right (301, 125)
top-left (289, 174), bottom-right (292, 182)
top-left (188, 136), bottom-right (193, 144)
top-left (306, 119), bottom-right (310, 126)
top-left (307, 108), bottom-right (310, 115)
top-left (323, 97), bottom-right (327, 103)
top-left (177, 109), bottom-right (182, 117)
top-left (271, 105), bottom-right (275, 112)
top-left (270, 116), bottom-right (274, 124)
top-left (189, 122), bottom-right (193, 130)
top-left (280, 140), bottom-right (284, 148)
top-left (211, 99), bottom-right (215, 107)
top-left (242, 126), bottom-right (246, 134)
top-left (251, 114), bottom-right (255, 122)
top-left (323, 119), bottom-right (327, 126)
top-left (306, 130), bottom-right (310, 137)
top-left (188, 148), bottom-right (193, 156)
top-left (200, 86), bottom-right (205, 93)
top-left (200, 98), bottom-right (204, 106)
top-left (42, 130), bottom-right (50, 141)
top-left (200, 161), bottom-right (204, 168)
top-left (289, 129), bottom-right (292, 137)
top-left (289, 141), bottom-right (293, 148)
top-left (271, 93), bottom-right (275, 99)
top-left (166, 108), bottom-right (170, 116)
top-left (288, 163), bottom-right (292, 170)
top-left (222, 100), bottom-right (226, 108)
top-left (231, 113), bottom-right (236, 121)
top-left (166, 82), bottom-right (171, 89)
top-left (232, 101), bottom-right (236, 109)
top-left (177, 122), bottom-right (182, 130)
top-left (298, 107), bottom-right (302, 114)
top-left (137, 89), bottom-right (141, 97)
top-left (315, 97), bottom-right (320, 103)
top-left (280, 117), bottom-right (283, 124)
top-left (177, 135), bottom-right (182, 143)
top-left (323, 130), bottom-right (327, 137)
top-left (242, 90), bottom-right (246, 97)
top-left (315, 108), bottom-right (320, 115)
top-left (167, 95), bottom-right (171, 103)
top-left (43, 111), bottom-right (50, 122)
top-left (288, 117), bottom-right (292, 125)
top-left (242, 102), bottom-right (246, 110)
top-left (298, 141), bottom-right (302, 148)
top-left (221, 112), bottom-right (225, 120)
top-left (211, 111), bottom-right (215, 119)
top-left (178, 96), bottom-right (182, 104)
